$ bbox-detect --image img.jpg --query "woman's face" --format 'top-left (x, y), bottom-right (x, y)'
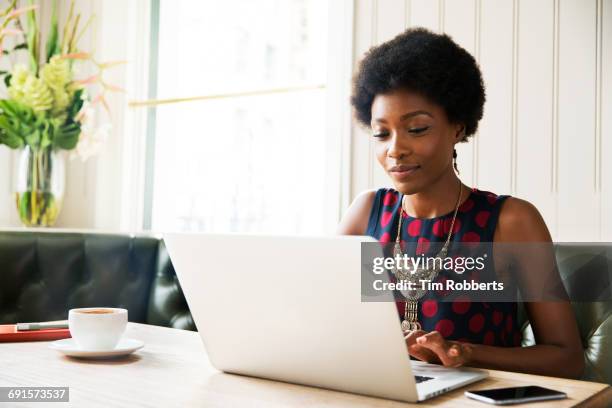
top-left (370, 88), bottom-right (463, 195)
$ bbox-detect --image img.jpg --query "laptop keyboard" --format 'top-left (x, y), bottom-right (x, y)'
top-left (415, 375), bottom-right (434, 384)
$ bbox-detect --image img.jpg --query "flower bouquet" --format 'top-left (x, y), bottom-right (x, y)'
top-left (0, 0), bottom-right (118, 226)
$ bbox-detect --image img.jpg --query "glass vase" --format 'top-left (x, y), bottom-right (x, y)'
top-left (14, 146), bottom-right (65, 227)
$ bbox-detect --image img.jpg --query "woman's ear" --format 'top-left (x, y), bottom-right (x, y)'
top-left (455, 124), bottom-right (466, 142)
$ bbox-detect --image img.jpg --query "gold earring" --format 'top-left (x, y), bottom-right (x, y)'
top-left (453, 149), bottom-right (460, 175)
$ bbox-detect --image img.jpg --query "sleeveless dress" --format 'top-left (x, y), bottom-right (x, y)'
top-left (366, 187), bottom-right (522, 347)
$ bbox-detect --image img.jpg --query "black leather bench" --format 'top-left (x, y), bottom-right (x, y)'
top-left (0, 231), bottom-right (195, 331)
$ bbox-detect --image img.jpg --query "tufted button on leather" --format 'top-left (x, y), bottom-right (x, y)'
top-left (146, 241), bottom-right (196, 331)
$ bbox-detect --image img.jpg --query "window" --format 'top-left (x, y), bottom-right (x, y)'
top-left (145, 0), bottom-right (336, 234)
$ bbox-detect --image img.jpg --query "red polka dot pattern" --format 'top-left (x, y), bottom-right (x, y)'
top-left (432, 220), bottom-right (445, 237)
top-left (435, 319), bottom-right (455, 338)
top-left (407, 219), bottom-right (422, 237)
top-left (368, 187), bottom-right (519, 347)
top-left (493, 310), bottom-right (503, 326)
top-left (462, 232), bottom-right (481, 243)
top-left (452, 297), bottom-right (471, 315)
top-left (447, 218), bottom-right (462, 234)
top-left (432, 217), bottom-right (462, 238)
top-left (383, 192), bottom-right (398, 207)
top-left (458, 198), bottom-right (475, 212)
top-left (435, 276), bottom-right (451, 296)
top-left (381, 211), bottom-right (393, 227)
top-left (422, 300), bottom-right (438, 317)
top-left (469, 314), bottom-right (485, 333)
top-left (475, 210), bottom-right (490, 228)
top-left (416, 237), bottom-right (430, 254)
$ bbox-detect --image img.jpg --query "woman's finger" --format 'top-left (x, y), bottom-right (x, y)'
top-left (404, 330), bottom-right (438, 363)
top-left (403, 329), bottom-right (427, 346)
top-left (414, 331), bottom-right (448, 363)
top-left (448, 344), bottom-right (461, 357)
top-left (416, 332), bottom-right (464, 367)
top-left (445, 344), bottom-right (465, 367)
top-left (408, 344), bottom-right (439, 363)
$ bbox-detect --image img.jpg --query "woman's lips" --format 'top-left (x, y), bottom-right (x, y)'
top-left (389, 165), bottom-right (420, 180)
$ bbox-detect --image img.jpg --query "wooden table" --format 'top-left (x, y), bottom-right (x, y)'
top-left (0, 323), bottom-right (609, 407)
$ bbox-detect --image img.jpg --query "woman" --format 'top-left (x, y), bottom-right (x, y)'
top-left (338, 27), bottom-right (583, 378)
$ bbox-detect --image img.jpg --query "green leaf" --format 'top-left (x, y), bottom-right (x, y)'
top-left (0, 114), bottom-right (19, 133)
top-left (4, 74), bottom-right (12, 88)
top-left (1, 43), bottom-right (28, 55)
top-left (0, 100), bottom-right (40, 150)
top-left (0, 116), bottom-right (25, 145)
top-left (0, 130), bottom-right (24, 149)
top-left (40, 120), bottom-right (52, 148)
top-left (25, 0), bottom-right (39, 73)
top-left (13, 43), bottom-right (28, 51)
top-left (18, 191), bottom-right (31, 221)
top-left (24, 129), bottom-right (41, 148)
top-left (53, 123), bottom-right (81, 149)
top-left (65, 89), bottom-right (85, 120)
top-left (0, 100), bottom-right (22, 117)
top-left (45, 0), bottom-right (60, 61)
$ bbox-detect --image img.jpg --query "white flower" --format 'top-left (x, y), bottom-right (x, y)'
top-left (70, 103), bottom-right (112, 161)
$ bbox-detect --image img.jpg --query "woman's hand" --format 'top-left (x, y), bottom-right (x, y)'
top-left (404, 330), bottom-right (473, 368)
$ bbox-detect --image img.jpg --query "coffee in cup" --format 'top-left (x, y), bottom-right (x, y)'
top-left (68, 307), bottom-right (127, 351)
top-left (76, 309), bottom-right (115, 314)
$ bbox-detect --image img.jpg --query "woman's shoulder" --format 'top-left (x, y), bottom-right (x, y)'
top-left (469, 187), bottom-right (509, 204)
top-left (353, 187), bottom-right (401, 208)
top-left (466, 187), bottom-right (551, 241)
top-left (493, 194), bottom-right (552, 242)
top-left (336, 189), bottom-right (379, 235)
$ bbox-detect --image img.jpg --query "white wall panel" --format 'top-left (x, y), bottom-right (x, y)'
top-left (557, 0), bottom-right (598, 240)
top-left (478, 0), bottom-right (513, 195)
top-left (444, 0), bottom-right (476, 187)
top-left (409, 0), bottom-right (440, 31)
top-left (375, 0), bottom-right (406, 43)
top-left (351, 0), bottom-right (378, 198)
top-left (601, 0), bottom-right (612, 241)
top-left (0, 149), bottom-right (13, 226)
top-left (515, 0), bottom-right (557, 237)
top-left (371, 0), bottom-right (407, 189)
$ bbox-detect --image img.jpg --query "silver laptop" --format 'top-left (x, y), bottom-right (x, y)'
top-left (164, 233), bottom-right (488, 402)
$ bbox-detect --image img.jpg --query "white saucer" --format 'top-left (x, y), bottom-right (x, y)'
top-left (49, 338), bottom-right (144, 358)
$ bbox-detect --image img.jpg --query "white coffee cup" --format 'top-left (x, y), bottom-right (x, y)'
top-left (68, 307), bottom-right (128, 351)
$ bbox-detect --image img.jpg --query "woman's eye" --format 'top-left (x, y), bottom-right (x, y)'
top-left (408, 126), bottom-right (430, 134)
top-left (372, 131), bottom-right (389, 138)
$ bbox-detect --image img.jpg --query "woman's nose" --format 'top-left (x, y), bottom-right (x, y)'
top-left (387, 132), bottom-right (408, 160)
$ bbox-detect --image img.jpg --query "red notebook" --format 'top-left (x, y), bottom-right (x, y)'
top-left (0, 324), bottom-right (71, 342)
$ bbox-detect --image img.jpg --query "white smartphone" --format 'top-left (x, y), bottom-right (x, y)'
top-left (465, 386), bottom-right (567, 405)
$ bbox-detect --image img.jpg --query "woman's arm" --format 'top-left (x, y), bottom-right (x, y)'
top-left (478, 197), bottom-right (583, 377)
top-left (407, 198), bottom-right (584, 378)
top-left (336, 190), bottom-right (377, 235)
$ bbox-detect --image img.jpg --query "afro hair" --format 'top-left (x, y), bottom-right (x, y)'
top-left (351, 27), bottom-right (486, 139)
